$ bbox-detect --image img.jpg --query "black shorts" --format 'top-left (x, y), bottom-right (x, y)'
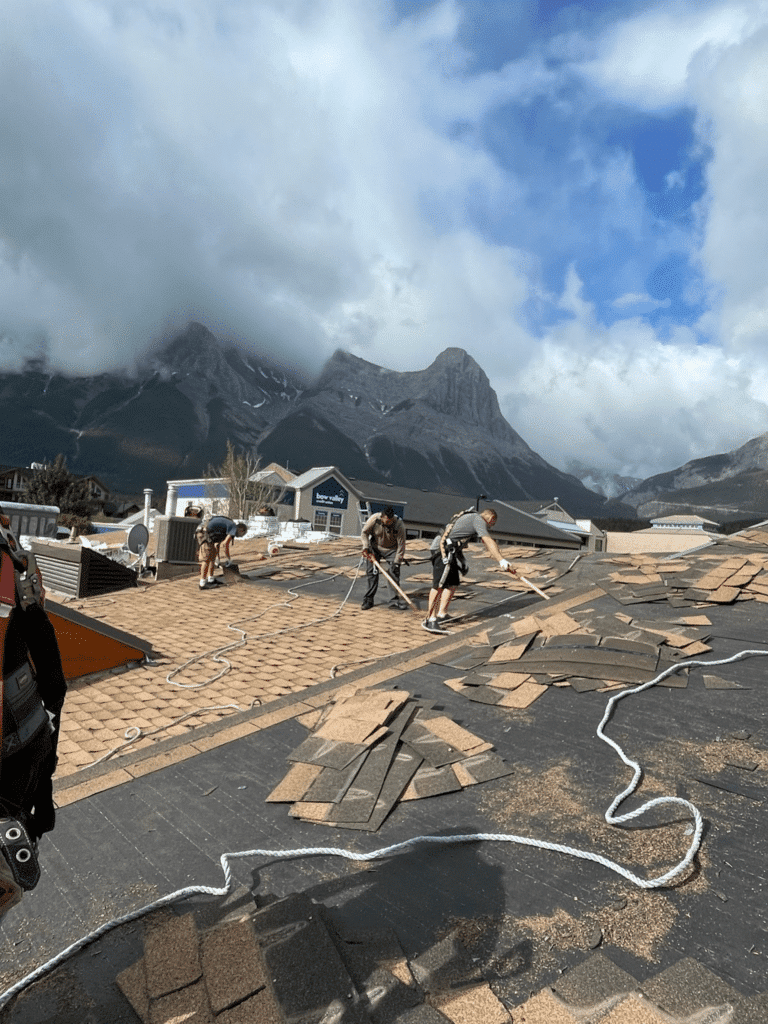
top-left (431, 550), bottom-right (460, 588)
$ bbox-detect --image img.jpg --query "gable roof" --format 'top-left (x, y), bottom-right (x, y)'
top-left (289, 466), bottom-right (341, 490)
top-left (350, 477), bottom-right (580, 547)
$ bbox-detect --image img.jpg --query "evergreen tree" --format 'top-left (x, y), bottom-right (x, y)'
top-left (23, 455), bottom-right (95, 517)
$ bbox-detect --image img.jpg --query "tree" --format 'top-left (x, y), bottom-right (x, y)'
top-left (23, 455), bottom-right (97, 518)
top-left (206, 441), bottom-right (285, 519)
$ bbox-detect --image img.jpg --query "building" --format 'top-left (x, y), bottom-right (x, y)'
top-left (500, 499), bottom-right (606, 552)
top-left (0, 465), bottom-right (32, 503)
top-left (164, 463), bottom-right (296, 519)
top-left (605, 513), bottom-right (723, 554)
top-left (0, 463), bottom-right (111, 508)
top-left (164, 466), bottom-right (583, 550)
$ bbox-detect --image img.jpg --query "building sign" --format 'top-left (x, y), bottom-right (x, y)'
top-left (368, 500), bottom-right (406, 519)
top-left (312, 477), bottom-right (348, 510)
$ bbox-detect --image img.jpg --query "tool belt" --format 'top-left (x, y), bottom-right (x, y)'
top-left (2, 661), bottom-right (50, 758)
top-left (441, 539), bottom-right (468, 575)
top-left (0, 817), bottom-right (40, 891)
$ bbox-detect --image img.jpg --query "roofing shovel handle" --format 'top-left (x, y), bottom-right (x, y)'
top-left (369, 556), bottom-right (421, 615)
top-left (517, 573), bottom-right (550, 600)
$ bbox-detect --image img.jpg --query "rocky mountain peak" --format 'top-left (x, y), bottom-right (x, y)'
top-left (153, 322), bottom-right (224, 377)
top-left (312, 346), bottom-right (505, 434)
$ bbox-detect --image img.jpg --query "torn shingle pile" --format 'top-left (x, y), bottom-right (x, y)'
top-left (432, 536), bottom-right (768, 705)
top-left (266, 688), bottom-right (513, 829)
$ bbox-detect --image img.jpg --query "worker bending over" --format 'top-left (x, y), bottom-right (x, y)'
top-left (425, 506), bottom-right (514, 633)
top-left (196, 516), bottom-right (247, 590)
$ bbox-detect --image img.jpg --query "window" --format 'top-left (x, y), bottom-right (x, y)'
top-left (313, 510), bottom-right (328, 531)
top-left (329, 512), bottom-right (342, 535)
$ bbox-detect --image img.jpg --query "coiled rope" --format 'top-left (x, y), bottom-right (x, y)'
top-left (2, 646), bottom-right (766, 1011)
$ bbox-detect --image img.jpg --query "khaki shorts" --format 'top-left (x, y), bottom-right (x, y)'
top-left (197, 540), bottom-right (219, 561)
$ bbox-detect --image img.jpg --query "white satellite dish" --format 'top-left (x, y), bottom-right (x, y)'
top-left (127, 523), bottom-right (149, 555)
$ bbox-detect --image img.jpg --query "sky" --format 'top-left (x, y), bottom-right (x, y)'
top-left (1, 0), bottom-right (768, 481)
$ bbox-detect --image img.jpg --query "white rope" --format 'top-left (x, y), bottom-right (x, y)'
top-left (165, 562), bottom-right (363, 689)
top-left (3, 646), bottom-right (765, 1011)
top-left (78, 561), bottom-right (366, 770)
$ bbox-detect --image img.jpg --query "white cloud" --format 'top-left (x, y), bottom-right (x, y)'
top-left (578, 1), bottom-right (768, 109)
top-left (1, 0), bottom-right (768, 484)
top-left (612, 292), bottom-right (671, 310)
top-left (665, 170), bottom-right (686, 189)
top-left (500, 274), bottom-right (768, 477)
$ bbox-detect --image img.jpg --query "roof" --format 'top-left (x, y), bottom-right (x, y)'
top-left (9, 525), bottom-right (768, 1015)
top-left (351, 477), bottom-right (580, 547)
top-left (651, 514), bottom-right (720, 526)
top-left (289, 466), bottom-right (339, 489)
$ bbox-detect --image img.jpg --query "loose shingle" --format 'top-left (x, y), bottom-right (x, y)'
top-left (143, 912), bottom-right (202, 1000)
top-left (200, 916), bottom-right (267, 1015)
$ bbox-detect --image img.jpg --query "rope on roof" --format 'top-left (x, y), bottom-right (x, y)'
top-left (3, 646), bottom-right (766, 1011)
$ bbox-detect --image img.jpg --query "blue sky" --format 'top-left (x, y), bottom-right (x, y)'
top-left (1, 0), bottom-right (768, 479)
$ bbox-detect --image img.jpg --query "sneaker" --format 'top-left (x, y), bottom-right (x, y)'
top-left (422, 618), bottom-right (448, 634)
top-left (208, 578), bottom-right (225, 586)
top-left (437, 612), bottom-right (454, 622)
top-left (393, 600), bottom-right (408, 611)
top-left (361, 599), bottom-right (374, 610)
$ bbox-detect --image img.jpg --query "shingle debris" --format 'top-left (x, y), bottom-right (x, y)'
top-left (433, 534), bottom-right (768, 706)
top-left (266, 688), bottom-right (512, 829)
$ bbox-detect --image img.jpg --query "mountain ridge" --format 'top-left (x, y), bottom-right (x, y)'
top-left (0, 323), bottom-right (617, 516)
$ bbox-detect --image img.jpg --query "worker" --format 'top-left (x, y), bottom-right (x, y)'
top-left (196, 516), bottom-right (247, 589)
top-left (424, 506), bottom-right (514, 633)
top-left (1, 507), bottom-right (66, 917)
top-left (361, 506), bottom-right (407, 610)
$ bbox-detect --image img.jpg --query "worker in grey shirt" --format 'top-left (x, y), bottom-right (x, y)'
top-left (425, 506), bottom-right (514, 632)
top-left (361, 506), bottom-right (407, 610)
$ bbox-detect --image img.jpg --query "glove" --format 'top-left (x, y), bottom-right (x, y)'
top-left (499, 559), bottom-right (510, 571)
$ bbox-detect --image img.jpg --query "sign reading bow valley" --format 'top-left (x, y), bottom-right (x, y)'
top-left (312, 477), bottom-right (349, 510)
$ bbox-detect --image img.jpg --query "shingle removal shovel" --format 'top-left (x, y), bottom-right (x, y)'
top-left (369, 555), bottom-right (421, 614)
top-left (516, 572), bottom-right (550, 600)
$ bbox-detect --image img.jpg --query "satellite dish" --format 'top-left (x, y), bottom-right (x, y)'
top-left (127, 524), bottom-right (149, 555)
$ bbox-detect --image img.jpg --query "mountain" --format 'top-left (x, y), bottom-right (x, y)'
top-left (565, 459), bottom-right (643, 500)
top-left (0, 325), bottom-right (613, 515)
top-left (622, 433), bottom-right (768, 518)
top-left (0, 323), bottom-right (302, 493)
top-left (257, 347), bottom-right (610, 516)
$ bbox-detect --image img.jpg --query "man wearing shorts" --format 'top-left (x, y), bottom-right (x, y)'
top-left (425, 507), bottom-right (513, 632)
top-left (197, 516), bottom-right (247, 590)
